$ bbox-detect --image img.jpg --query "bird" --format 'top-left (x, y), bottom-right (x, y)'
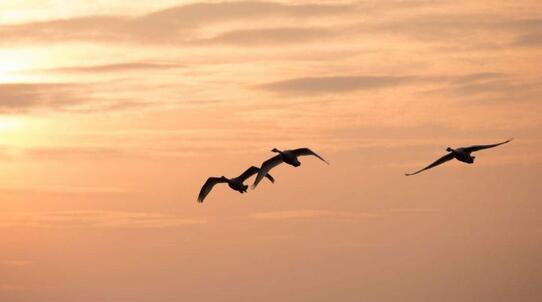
top-left (198, 166), bottom-right (274, 203)
top-left (252, 148), bottom-right (329, 189)
top-left (405, 138), bottom-right (513, 176)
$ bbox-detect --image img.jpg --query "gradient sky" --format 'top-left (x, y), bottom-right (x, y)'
top-left (1, 1), bottom-right (541, 301)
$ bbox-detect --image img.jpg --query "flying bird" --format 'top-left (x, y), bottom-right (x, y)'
top-left (252, 148), bottom-right (329, 189)
top-left (198, 166), bottom-right (274, 203)
top-left (405, 138), bottom-right (513, 176)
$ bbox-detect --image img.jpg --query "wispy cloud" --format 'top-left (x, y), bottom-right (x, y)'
top-left (0, 211), bottom-right (206, 228)
top-left (24, 146), bottom-right (124, 160)
top-left (0, 82), bottom-right (151, 114)
top-left (514, 33), bottom-right (542, 47)
top-left (1, 260), bottom-right (32, 267)
top-left (390, 208), bottom-right (441, 213)
top-left (1, 184), bottom-right (127, 194)
top-left (249, 210), bottom-right (380, 222)
top-left (0, 1), bottom-right (355, 45)
top-left (0, 83), bottom-right (87, 113)
top-left (258, 72), bottom-right (542, 102)
top-left (260, 75), bottom-right (416, 94)
top-left (45, 62), bottom-right (185, 73)
top-left (426, 73), bottom-right (542, 102)
top-left (366, 14), bottom-right (542, 43)
top-left (1, 2), bottom-right (539, 51)
top-left (0, 284), bottom-right (25, 292)
top-left (201, 27), bottom-right (336, 46)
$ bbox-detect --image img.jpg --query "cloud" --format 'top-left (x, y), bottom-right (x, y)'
top-left (446, 73), bottom-right (504, 84)
top-left (0, 83), bottom-right (87, 113)
top-left (46, 62), bottom-right (185, 73)
top-left (26, 186), bottom-right (123, 194)
top-left (0, 183), bottom-right (128, 194)
top-left (249, 210), bottom-right (380, 222)
top-left (0, 1), bottom-right (355, 45)
top-left (0, 83), bottom-right (150, 114)
top-left (258, 72), bottom-right (542, 101)
top-left (0, 211), bottom-right (206, 228)
top-left (1, 2), bottom-right (539, 50)
top-left (23, 146), bottom-right (123, 160)
top-left (365, 14), bottom-right (542, 45)
top-left (260, 75), bottom-right (416, 94)
top-left (0, 15), bottom-right (129, 45)
top-left (514, 33), bottom-right (542, 47)
top-left (60, 100), bottom-right (151, 113)
top-left (426, 73), bottom-right (542, 102)
top-left (390, 208), bottom-right (441, 213)
top-left (0, 284), bottom-right (25, 292)
top-left (201, 27), bottom-right (336, 45)
top-left (1, 260), bottom-right (32, 267)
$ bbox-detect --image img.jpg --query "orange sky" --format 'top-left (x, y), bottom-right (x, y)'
top-left (1, 1), bottom-right (541, 301)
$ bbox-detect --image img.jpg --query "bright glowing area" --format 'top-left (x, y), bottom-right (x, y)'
top-left (0, 49), bottom-right (37, 82)
top-left (0, 116), bottom-right (23, 132)
top-left (0, 53), bottom-right (31, 73)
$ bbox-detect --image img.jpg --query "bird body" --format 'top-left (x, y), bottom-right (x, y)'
top-left (405, 138), bottom-right (512, 176)
top-left (272, 148), bottom-right (301, 166)
top-left (226, 177), bottom-right (249, 193)
top-left (252, 147), bottom-right (329, 188)
top-left (198, 166), bottom-right (274, 203)
top-left (447, 147), bottom-right (475, 164)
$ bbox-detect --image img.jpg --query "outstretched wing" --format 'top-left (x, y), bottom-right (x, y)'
top-left (197, 177), bottom-right (227, 203)
top-left (291, 148), bottom-right (329, 164)
top-left (405, 153), bottom-right (455, 176)
top-left (252, 155), bottom-right (283, 189)
top-left (235, 166), bottom-right (275, 183)
top-left (463, 138), bottom-right (513, 153)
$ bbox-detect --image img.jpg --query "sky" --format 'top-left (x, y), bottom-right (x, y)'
top-left (0, 0), bottom-right (541, 301)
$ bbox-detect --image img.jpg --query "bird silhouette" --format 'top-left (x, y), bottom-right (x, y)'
top-left (252, 148), bottom-right (329, 189)
top-left (198, 166), bottom-right (274, 203)
top-left (405, 138), bottom-right (513, 176)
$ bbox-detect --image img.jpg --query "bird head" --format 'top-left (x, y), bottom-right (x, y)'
top-left (446, 147), bottom-right (453, 152)
top-left (271, 148), bottom-right (280, 153)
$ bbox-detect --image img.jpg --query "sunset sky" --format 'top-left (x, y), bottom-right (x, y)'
top-left (1, 1), bottom-right (541, 301)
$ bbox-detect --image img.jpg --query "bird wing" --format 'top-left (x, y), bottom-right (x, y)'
top-left (291, 148), bottom-right (329, 164)
top-left (405, 153), bottom-right (455, 176)
top-left (235, 166), bottom-right (275, 183)
top-left (197, 177), bottom-right (227, 203)
top-left (463, 138), bottom-right (513, 153)
top-left (252, 155), bottom-right (283, 189)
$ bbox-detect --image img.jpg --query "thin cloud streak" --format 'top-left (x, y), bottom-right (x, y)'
top-left (1, 260), bottom-right (32, 267)
top-left (200, 27), bottom-right (336, 45)
top-left (1, 3), bottom-right (540, 51)
top-left (0, 1), bottom-right (356, 45)
top-left (0, 284), bottom-right (25, 292)
top-left (364, 15), bottom-right (542, 42)
top-left (249, 210), bottom-right (381, 222)
top-left (260, 75), bottom-right (416, 94)
top-left (0, 183), bottom-right (128, 194)
top-left (257, 72), bottom-right (542, 105)
top-left (0, 83), bottom-right (87, 112)
top-left (514, 33), bottom-right (542, 47)
top-left (45, 62), bottom-right (185, 73)
top-left (425, 75), bottom-right (542, 103)
top-left (0, 83), bottom-right (153, 114)
top-left (0, 211), bottom-right (206, 228)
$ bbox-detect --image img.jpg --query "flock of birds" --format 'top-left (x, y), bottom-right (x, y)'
top-left (198, 139), bottom-right (513, 203)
